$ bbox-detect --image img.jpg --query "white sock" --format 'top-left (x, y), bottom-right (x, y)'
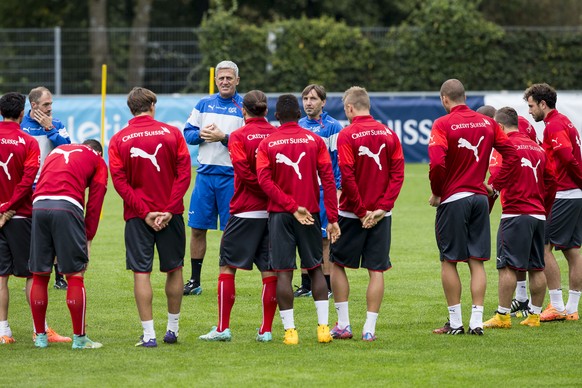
top-left (530, 304), bottom-right (542, 315)
top-left (469, 305), bottom-right (484, 329)
top-left (363, 311), bottom-right (378, 335)
top-left (334, 301), bottom-right (350, 329)
top-left (549, 289), bottom-right (565, 311)
top-left (314, 300), bottom-right (329, 326)
top-left (167, 312), bottom-right (180, 333)
top-left (0, 320), bottom-right (10, 337)
top-left (280, 309), bottom-right (295, 330)
top-left (565, 290), bottom-right (581, 314)
top-left (497, 306), bottom-right (510, 315)
top-left (448, 304), bottom-right (462, 329)
top-left (141, 320), bottom-right (156, 341)
top-left (515, 281), bottom-right (528, 302)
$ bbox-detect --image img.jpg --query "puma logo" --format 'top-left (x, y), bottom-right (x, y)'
top-left (551, 138), bottom-right (562, 149)
top-left (458, 136), bottom-right (484, 162)
top-left (0, 153), bottom-right (14, 180)
top-left (130, 144), bottom-right (163, 172)
top-left (52, 148), bottom-right (82, 164)
top-left (276, 152), bottom-right (306, 179)
top-left (489, 154), bottom-right (499, 167)
top-left (521, 157), bottom-right (541, 183)
top-left (358, 144), bottom-right (386, 170)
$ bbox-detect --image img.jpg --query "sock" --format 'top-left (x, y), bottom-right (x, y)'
top-left (448, 304), bottom-right (462, 329)
top-left (301, 273), bottom-right (311, 291)
top-left (334, 301), bottom-right (350, 329)
top-left (549, 289), bottom-right (565, 311)
top-left (530, 304), bottom-right (542, 315)
top-left (30, 275), bottom-right (50, 334)
top-left (217, 273), bottom-right (235, 332)
top-left (66, 276), bottom-right (86, 336)
top-left (0, 320), bottom-right (10, 337)
top-left (363, 311), bottom-right (379, 335)
top-left (141, 320), bottom-right (155, 341)
top-left (259, 276), bottom-right (277, 334)
top-left (314, 300), bottom-right (329, 326)
top-left (190, 258), bottom-right (203, 284)
top-left (565, 290), bottom-right (581, 314)
top-left (469, 305), bottom-right (484, 329)
top-left (54, 264), bottom-right (64, 282)
top-left (515, 280), bottom-right (528, 302)
top-left (497, 306), bottom-right (510, 315)
top-left (324, 274), bottom-right (331, 292)
top-left (280, 309), bottom-right (295, 330)
top-left (167, 312), bottom-right (180, 334)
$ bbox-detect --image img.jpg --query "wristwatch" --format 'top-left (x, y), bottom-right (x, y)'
top-left (221, 133), bottom-right (229, 146)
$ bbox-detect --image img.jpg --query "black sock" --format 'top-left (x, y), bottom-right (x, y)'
top-left (301, 273), bottom-right (311, 291)
top-left (324, 274), bottom-right (331, 292)
top-left (54, 264), bottom-right (63, 282)
top-left (191, 258), bottom-right (203, 284)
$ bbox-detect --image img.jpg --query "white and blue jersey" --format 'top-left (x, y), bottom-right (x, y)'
top-left (20, 110), bottom-right (71, 184)
top-left (184, 92), bottom-right (244, 176)
top-left (299, 111), bottom-right (343, 237)
top-left (299, 111), bottom-right (342, 189)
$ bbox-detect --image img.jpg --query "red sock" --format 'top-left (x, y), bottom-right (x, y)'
top-left (260, 276), bottom-right (278, 334)
top-left (217, 273), bottom-right (235, 332)
top-left (30, 275), bottom-right (50, 334)
top-left (66, 276), bottom-right (86, 336)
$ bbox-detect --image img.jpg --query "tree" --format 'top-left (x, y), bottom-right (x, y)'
top-left (89, 0), bottom-right (108, 93)
top-left (128, 0), bottom-right (154, 88)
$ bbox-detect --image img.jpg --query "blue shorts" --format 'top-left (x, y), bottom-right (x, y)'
top-left (188, 173), bottom-right (234, 230)
top-left (319, 187), bottom-right (328, 238)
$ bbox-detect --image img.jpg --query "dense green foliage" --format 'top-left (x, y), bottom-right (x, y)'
top-left (196, 1), bottom-right (582, 92)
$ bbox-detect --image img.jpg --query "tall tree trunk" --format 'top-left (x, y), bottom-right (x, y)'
top-left (89, 0), bottom-right (108, 94)
top-left (128, 0), bottom-right (153, 88)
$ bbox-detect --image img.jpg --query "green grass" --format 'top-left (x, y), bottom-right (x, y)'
top-left (3, 164), bottom-right (580, 387)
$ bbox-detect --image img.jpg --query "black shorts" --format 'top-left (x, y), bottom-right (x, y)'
top-left (435, 195), bottom-right (490, 262)
top-left (0, 218), bottom-right (32, 278)
top-left (125, 215), bottom-right (185, 273)
top-left (330, 216), bottom-right (392, 271)
top-left (497, 216), bottom-right (545, 271)
top-left (268, 212), bottom-right (322, 271)
top-left (29, 200), bottom-right (88, 275)
top-left (546, 198), bottom-right (582, 250)
top-left (219, 216), bottom-right (270, 271)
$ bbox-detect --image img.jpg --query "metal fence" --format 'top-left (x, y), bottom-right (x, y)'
top-left (0, 27), bottom-right (202, 95)
top-left (1, 26), bottom-right (580, 95)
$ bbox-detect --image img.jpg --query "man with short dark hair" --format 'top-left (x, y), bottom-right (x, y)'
top-left (429, 79), bottom-right (518, 335)
top-left (0, 92), bottom-right (40, 344)
top-left (524, 83), bottom-right (582, 322)
top-left (483, 106), bottom-right (556, 329)
top-left (110, 87), bottom-right (191, 347)
top-left (257, 94), bottom-right (340, 345)
top-left (29, 139), bottom-right (108, 349)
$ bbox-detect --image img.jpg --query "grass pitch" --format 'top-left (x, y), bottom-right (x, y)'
top-left (3, 164), bottom-right (580, 387)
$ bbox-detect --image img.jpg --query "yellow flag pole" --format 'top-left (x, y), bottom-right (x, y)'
top-left (209, 67), bottom-right (215, 94)
top-left (100, 64), bottom-right (107, 220)
top-left (100, 64), bottom-right (107, 146)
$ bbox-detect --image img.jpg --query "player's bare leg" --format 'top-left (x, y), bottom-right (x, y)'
top-left (165, 268), bottom-right (183, 314)
top-left (441, 261), bottom-right (461, 306)
top-left (497, 267), bottom-right (517, 309)
top-left (528, 270), bottom-right (546, 309)
top-left (134, 273), bottom-right (153, 321)
top-left (331, 263), bottom-right (349, 302)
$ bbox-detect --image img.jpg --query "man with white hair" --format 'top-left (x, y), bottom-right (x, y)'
top-left (183, 61), bottom-right (244, 296)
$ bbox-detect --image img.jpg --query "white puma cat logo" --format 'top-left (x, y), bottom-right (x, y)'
top-left (0, 153), bottom-right (14, 180)
top-left (358, 144), bottom-right (386, 170)
top-left (130, 143), bottom-right (163, 172)
top-left (52, 148), bottom-right (82, 164)
top-left (521, 157), bottom-right (541, 183)
top-left (458, 136), bottom-right (484, 162)
top-left (276, 152), bottom-right (306, 179)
